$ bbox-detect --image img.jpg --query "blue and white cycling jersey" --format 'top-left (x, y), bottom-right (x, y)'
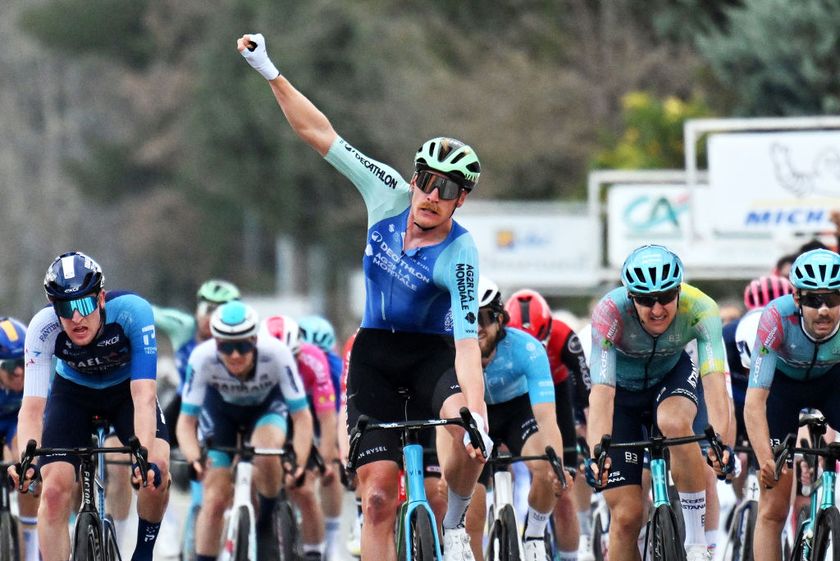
top-left (750, 294), bottom-right (840, 389)
top-left (324, 137), bottom-right (479, 340)
top-left (24, 291), bottom-right (157, 397)
top-left (0, 387), bottom-right (22, 418)
top-left (180, 336), bottom-right (308, 415)
top-left (484, 329), bottom-right (554, 406)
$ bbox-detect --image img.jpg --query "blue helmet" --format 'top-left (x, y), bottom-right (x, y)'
top-left (0, 317), bottom-right (25, 359)
top-left (44, 251), bottom-right (104, 301)
top-left (789, 249), bottom-right (840, 291)
top-left (621, 244), bottom-right (684, 294)
top-left (298, 315), bottom-right (337, 353)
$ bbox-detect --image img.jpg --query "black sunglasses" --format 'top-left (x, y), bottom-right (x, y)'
top-left (478, 308), bottom-right (501, 328)
top-left (217, 340), bottom-right (255, 355)
top-left (0, 359), bottom-right (23, 373)
top-left (414, 170), bottom-right (464, 200)
top-left (629, 288), bottom-right (680, 308)
top-left (799, 291), bottom-right (840, 309)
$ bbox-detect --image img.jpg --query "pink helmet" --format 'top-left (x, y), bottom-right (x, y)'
top-left (743, 275), bottom-right (793, 310)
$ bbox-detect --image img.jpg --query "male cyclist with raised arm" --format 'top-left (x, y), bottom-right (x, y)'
top-left (745, 249), bottom-right (840, 560)
top-left (462, 278), bottom-right (570, 561)
top-left (236, 32), bottom-right (491, 561)
top-left (176, 301), bottom-right (313, 561)
top-left (0, 318), bottom-right (40, 561)
top-left (585, 245), bottom-right (733, 561)
top-left (11, 252), bottom-right (170, 561)
top-left (505, 289), bottom-right (591, 560)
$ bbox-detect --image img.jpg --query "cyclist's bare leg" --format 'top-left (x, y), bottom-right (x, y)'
top-left (195, 467), bottom-right (233, 557)
top-left (426, 471), bottom-right (448, 538)
top-left (251, 424), bottom-right (284, 498)
top-left (357, 460), bottom-right (400, 561)
top-left (104, 434), bottom-right (132, 529)
top-left (439, 395), bottom-right (483, 500)
top-left (704, 464), bottom-right (720, 550)
top-left (753, 467), bottom-right (791, 560)
top-left (288, 470), bottom-right (326, 547)
top-left (463, 482), bottom-right (486, 561)
top-left (603, 485), bottom-right (644, 561)
top-left (657, 396), bottom-right (704, 492)
top-left (521, 433), bottom-right (557, 514)
top-left (36, 462), bottom-right (77, 561)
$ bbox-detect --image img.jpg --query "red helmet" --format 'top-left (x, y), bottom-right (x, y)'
top-left (743, 275), bottom-right (793, 310)
top-left (504, 289), bottom-right (552, 342)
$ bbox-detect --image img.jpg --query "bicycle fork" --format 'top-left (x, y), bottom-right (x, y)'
top-left (401, 444), bottom-right (442, 561)
top-left (219, 461), bottom-right (257, 561)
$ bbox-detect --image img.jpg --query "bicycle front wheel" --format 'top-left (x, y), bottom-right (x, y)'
top-left (592, 510), bottom-right (607, 561)
top-left (813, 507), bottom-right (840, 561)
top-left (73, 513), bottom-right (104, 561)
top-left (649, 505), bottom-right (685, 561)
top-left (409, 509), bottom-right (437, 561)
top-left (270, 500), bottom-right (300, 561)
top-left (103, 515), bottom-right (122, 561)
top-left (234, 506), bottom-right (250, 561)
top-left (0, 512), bottom-right (19, 561)
top-left (729, 503), bottom-right (757, 561)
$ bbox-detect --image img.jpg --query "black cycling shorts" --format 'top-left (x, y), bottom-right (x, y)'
top-left (41, 375), bottom-right (168, 470)
top-left (604, 351), bottom-right (698, 490)
top-left (478, 393), bottom-right (539, 486)
top-left (346, 328), bottom-right (462, 468)
top-left (766, 364), bottom-right (840, 451)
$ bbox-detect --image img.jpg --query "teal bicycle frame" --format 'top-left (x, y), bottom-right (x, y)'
top-left (400, 439), bottom-right (442, 560)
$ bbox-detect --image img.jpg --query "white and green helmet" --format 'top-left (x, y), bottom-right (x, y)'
top-left (414, 137), bottom-right (481, 190)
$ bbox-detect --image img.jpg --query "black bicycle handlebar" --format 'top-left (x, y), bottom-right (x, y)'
top-left (772, 432), bottom-right (840, 483)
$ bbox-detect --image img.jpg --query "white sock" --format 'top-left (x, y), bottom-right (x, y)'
top-left (325, 516), bottom-right (341, 553)
top-left (705, 529), bottom-right (719, 553)
top-left (577, 510), bottom-right (592, 536)
top-left (679, 491), bottom-right (707, 547)
top-left (303, 542), bottom-right (326, 555)
top-left (19, 516), bottom-right (38, 561)
top-left (443, 489), bottom-right (472, 529)
top-left (556, 550), bottom-right (577, 561)
top-left (524, 506), bottom-right (551, 538)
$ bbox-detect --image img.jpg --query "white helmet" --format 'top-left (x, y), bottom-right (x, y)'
top-left (263, 314), bottom-right (301, 355)
top-left (477, 275), bottom-right (502, 309)
top-left (210, 301), bottom-right (259, 340)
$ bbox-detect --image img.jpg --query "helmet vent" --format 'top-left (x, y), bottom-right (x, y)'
top-left (661, 263), bottom-right (671, 281)
top-left (648, 266), bottom-right (658, 285)
top-left (450, 152), bottom-right (465, 164)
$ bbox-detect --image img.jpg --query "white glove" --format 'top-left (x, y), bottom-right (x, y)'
top-left (733, 454), bottom-right (742, 479)
top-left (463, 411), bottom-right (494, 457)
top-left (240, 33), bottom-right (280, 80)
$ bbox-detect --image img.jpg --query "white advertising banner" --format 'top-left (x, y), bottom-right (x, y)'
top-left (607, 185), bottom-right (778, 270)
top-left (708, 131), bottom-right (840, 233)
top-left (456, 202), bottom-right (599, 290)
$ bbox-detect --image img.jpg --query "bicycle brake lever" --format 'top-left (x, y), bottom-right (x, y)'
top-left (544, 446), bottom-right (567, 490)
top-left (459, 407), bottom-right (486, 458)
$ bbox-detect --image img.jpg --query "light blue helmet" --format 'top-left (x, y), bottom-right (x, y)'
top-left (789, 249), bottom-right (840, 291)
top-left (298, 315), bottom-right (336, 353)
top-left (621, 244), bottom-right (684, 294)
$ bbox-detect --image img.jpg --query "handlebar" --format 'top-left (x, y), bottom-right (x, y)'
top-left (772, 432), bottom-right (840, 484)
top-left (345, 407), bottom-right (485, 474)
top-left (18, 437), bottom-right (149, 492)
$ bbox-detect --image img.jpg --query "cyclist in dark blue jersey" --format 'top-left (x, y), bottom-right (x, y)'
top-left (238, 33), bottom-right (492, 561)
top-left (10, 252), bottom-right (169, 561)
top-left (0, 317), bottom-right (40, 561)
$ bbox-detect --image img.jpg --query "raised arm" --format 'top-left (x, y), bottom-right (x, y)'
top-left (237, 33), bottom-right (337, 156)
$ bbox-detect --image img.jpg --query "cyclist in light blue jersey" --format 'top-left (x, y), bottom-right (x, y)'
top-left (237, 33), bottom-right (491, 561)
top-left (745, 249), bottom-right (840, 560)
top-left (176, 301), bottom-right (313, 561)
top-left (11, 252), bottom-right (169, 561)
top-left (460, 278), bottom-right (570, 561)
top-left (585, 245), bottom-right (733, 561)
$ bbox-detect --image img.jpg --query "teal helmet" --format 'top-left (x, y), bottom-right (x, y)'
top-left (789, 249), bottom-right (840, 290)
top-left (298, 315), bottom-right (337, 353)
top-left (197, 279), bottom-right (240, 304)
top-left (414, 137), bottom-right (481, 190)
top-left (621, 244), bottom-right (684, 294)
top-left (210, 301), bottom-right (258, 340)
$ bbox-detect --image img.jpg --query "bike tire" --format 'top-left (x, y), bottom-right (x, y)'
top-left (181, 504), bottom-right (200, 561)
top-left (729, 502), bottom-right (756, 561)
top-left (649, 505), bottom-right (685, 561)
top-left (813, 507), bottom-right (840, 561)
top-left (271, 500), bottom-right (300, 561)
top-left (234, 506), bottom-right (250, 561)
top-left (103, 515), bottom-right (122, 561)
top-left (409, 508), bottom-right (437, 561)
top-left (593, 512), bottom-right (607, 561)
top-left (73, 513), bottom-right (104, 561)
top-left (499, 505), bottom-right (520, 561)
top-left (0, 512), bottom-right (19, 561)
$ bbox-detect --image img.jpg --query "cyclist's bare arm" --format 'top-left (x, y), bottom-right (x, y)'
top-left (701, 371), bottom-right (732, 445)
top-left (586, 384), bottom-right (615, 454)
top-left (235, 35), bottom-right (337, 156)
top-left (454, 338), bottom-right (486, 420)
top-left (131, 379), bottom-right (158, 451)
top-left (175, 414), bottom-right (203, 476)
top-left (315, 408), bottom-right (339, 465)
top-left (532, 402), bottom-right (564, 456)
top-left (290, 408), bottom-right (314, 470)
top-left (9, 396), bottom-right (45, 486)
